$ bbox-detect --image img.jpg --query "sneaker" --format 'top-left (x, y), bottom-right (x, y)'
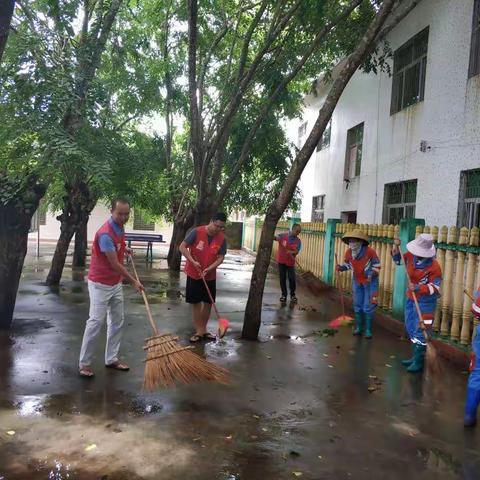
top-left (280, 296), bottom-right (287, 303)
top-left (291, 295), bottom-right (298, 303)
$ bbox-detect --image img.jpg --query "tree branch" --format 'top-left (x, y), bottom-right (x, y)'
top-left (273, 0), bottom-right (397, 214)
top-left (217, 0), bottom-right (365, 204)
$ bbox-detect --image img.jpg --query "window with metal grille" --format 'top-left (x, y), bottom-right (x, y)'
top-left (469, 0), bottom-right (480, 77)
top-left (391, 27), bottom-right (429, 114)
top-left (298, 121), bottom-right (307, 148)
top-left (311, 195), bottom-right (325, 222)
top-left (133, 211), bottom-right (155, 231)
top-left (316, 119), bottom-right (331, 152)
top-left (458, 169), bottom-right (480, 228)
top-left (344, 122), bottom-right (363, 180)
top-left (382, 180), bottom-right (417, 224)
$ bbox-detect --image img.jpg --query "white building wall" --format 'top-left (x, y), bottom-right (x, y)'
top-left (29, 202), bottom-right (173, 243)
top-left (294, 0), bottom-right (480, 226)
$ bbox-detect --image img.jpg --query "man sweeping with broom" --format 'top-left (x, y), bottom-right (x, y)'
top-left (79, 198), bottom-right (144, 378)
top-left (336, 230), bottom-right (380, 339)
top-left (179, 212), bottom-right (227, 342)
top-left (391, 234), bottom-right (442, 373)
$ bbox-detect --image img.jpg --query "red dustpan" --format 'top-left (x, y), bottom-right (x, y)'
top-left (200, 271), bottom-right (230, 339)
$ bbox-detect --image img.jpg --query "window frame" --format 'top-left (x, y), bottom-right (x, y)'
top-left (316, 119), bottom-right (331, 152)
top-left (298, 121), bottom-right (307, 148)
top-left (344, 122), bottom-right (364, 181)
top-left (311, 194), bottom-right (326, 223)
top-left (469, 0), bottom-right (480, 78)
top-left (382, 180), bottom-right (418, 224)
top-left (390, 27), bottom-right (429, 114)
top-left (457, 168), bottom-right (480, 228)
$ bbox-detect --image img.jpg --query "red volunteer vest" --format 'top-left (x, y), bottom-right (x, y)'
top-left (277, 232), bottom-right (300, 267)
top-left (402, 252), bottom-right (442, 300)
top-left (184, 226), bottom-right (225, 281)
top-left (345, 246), bottom-right (378, 285)
top-left (88, 220), bottom-right (126, 286)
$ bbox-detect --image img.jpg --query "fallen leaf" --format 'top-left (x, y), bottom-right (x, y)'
top-left (367, 386), bottom-right (377, 393)
top-left (85, 444), bottom-right (97, 452)
top-left (328, 365), bottom-right (334, 368)
top-left (261, 427), bottom-right (268, 432)
top-left (293, 473), bottom-right (303, 477)
top-left (385, 364), bottom-right (392, 368)
top-left (192, 437), bottom-right (202, 442)
top-left (390, 355), bottom-right (396, 359)
top-left (318, 455), bottom-right (323, 460)
top-left (322, 354), bottom-right (328, 357)
top-left (6, 430), bottom-right (15, 436)
top-left (225, 435), bottom-right (233, 441)
top-left (266, 356), bottom-right (272, 360)
top-left (253, 414), bottom-right (260, 419)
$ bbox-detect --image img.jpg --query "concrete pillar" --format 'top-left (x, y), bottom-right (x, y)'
top-left (392, 218), bottom-right (425, 320)
top-left (322, 219), bottom-right (341, 285)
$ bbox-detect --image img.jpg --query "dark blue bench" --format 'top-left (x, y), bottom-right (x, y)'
top-left (125, 233), bottom-right (165, 263)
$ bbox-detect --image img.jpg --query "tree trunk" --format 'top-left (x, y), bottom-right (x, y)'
top-left (167, 211), bottom-right (194, 271)
top-left (242, 0), bottom-right (399, 339)
top-left (194, 198), bottom-right (217, 226)
top-left (46, 182), bottom-right (96, 285)
top-left (0, 177), bottom-right (46, 328)
top-left (242, 212), bottom-right (279, 340)
top-left (46, 213), bottom-right (77, 286)
top-left (72, 216), bottom-right (88, 268)
top-left (0, 0), bottom-right (15, 64)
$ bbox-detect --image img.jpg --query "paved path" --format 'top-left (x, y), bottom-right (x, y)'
top-left (0, 245), bottom-right (478, 479)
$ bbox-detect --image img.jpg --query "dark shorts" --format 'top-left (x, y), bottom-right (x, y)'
top-left (186, 276), bottom-right (216, 304)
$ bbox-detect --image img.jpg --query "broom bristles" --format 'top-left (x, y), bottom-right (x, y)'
top-left (329, 315), bottom-right (353, 328)
top-left (142, 334), bottom-right (230, 391)
top-left (426, 341), bottom-right (442, 374)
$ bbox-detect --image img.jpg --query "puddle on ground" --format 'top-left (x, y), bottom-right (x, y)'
top-left (268, 335), bottom-right (305, 345)
top-left (128, 398), bottom-right (164, 416)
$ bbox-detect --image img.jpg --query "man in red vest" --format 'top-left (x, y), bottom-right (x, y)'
top-left (274, 224), bottom-right (302, 304)
top-left (179, 212), bottom-right (227, 342)
top-left (78, 198), bottom-right (144, 378)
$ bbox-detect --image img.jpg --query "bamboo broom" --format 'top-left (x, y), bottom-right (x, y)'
top-left (130, 256), bottom-right (229, 390)
top-left (398, 245), bottom-right (441, 374)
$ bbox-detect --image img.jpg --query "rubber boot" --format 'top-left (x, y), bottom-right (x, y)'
top-left (464, 386), bottom-right (480, 427)
top-left (407, 344), bottom-right (426, 373)
top-left (401, 344), bottom-right (415, 367)
top-left (364, 313), bottom-right (373, 339)
top-left (353, 312), bottom-right (363, 336)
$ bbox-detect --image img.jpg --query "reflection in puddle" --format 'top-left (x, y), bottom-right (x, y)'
top-left (269, 335), bottom-right (305, 345)
top-left (15, 395), bottom-right (46, 416)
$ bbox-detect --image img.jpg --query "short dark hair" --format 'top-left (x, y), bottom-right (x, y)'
top-left (292, 223), bottom-right (301, 230)
top-left (111, 197), bottom-right (131, 211)
top-left (212, 212), bottom-right (227, 222)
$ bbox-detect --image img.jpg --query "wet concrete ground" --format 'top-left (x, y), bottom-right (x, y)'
top-left (0, 243), bottom-right (479, 479)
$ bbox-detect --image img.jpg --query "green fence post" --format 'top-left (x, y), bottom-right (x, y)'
top-left (322, 218), bottom-right (341, 285)
top-left (252, 217), bottom-right (257, 252)
top-left (392, 218), bottom-right (425, 320)
top-left (241, 218), bottom-right (246, 249)
top-left (289, 217), bottom-right (301, 229)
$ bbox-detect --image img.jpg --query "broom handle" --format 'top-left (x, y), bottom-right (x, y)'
top-left (464, 289), bottom-right (475, 302)
top-left (191, 253), bottom-right (221, 320)
top-left (130, 255), bottom-right (159, 336)
top-left (398, 247), bottom-right (429, 341)
top-left (335, 253), bottom-right (346, 318)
